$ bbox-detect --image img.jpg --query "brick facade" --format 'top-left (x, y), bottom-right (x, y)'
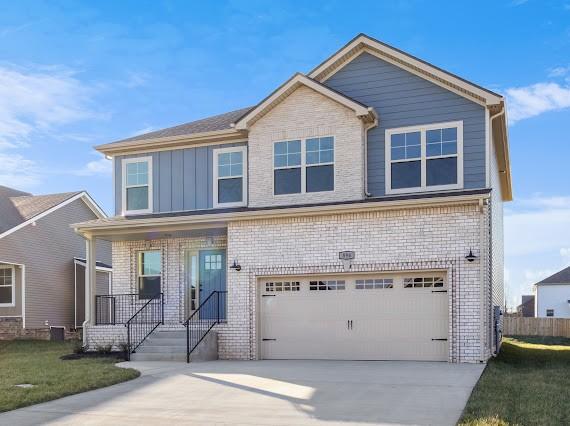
top-left (247, 85), bottom-right (365, 207)
top-left (86, 202), bottom-right (492, 363)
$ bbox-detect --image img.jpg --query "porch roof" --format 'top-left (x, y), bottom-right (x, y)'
top-left (72, 189), bottom-right (491, 241)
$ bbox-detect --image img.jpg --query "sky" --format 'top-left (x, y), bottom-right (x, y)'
top-left (0, 0), bottom-right (569, 309)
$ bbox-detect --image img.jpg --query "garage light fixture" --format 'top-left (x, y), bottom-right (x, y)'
top-left (230, 259), bottom-right (242, 272)
top-left (465, 249), bottom-right (477, 262)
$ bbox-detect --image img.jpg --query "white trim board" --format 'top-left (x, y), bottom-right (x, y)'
top-left (0, 192), bottom-right (106, 240)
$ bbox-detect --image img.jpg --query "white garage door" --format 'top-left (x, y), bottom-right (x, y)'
top-left (260, 273), bottom-right (449, 361)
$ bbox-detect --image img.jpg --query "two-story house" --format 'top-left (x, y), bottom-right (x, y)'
top-left (74, 34), bottom-right (511, 363)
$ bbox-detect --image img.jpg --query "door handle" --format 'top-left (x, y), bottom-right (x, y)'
top-left (350, 320), bottom-right (353, 330)
top-left (347, 320), bottom-right (353, 330)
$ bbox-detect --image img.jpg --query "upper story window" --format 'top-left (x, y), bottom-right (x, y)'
top-left (138, 250), bottom-right (161, 299)
top-left (274, 137), bottom-right (334, 195)
top-left (213, 146), bottom-right (247, 208)
top-left (0, 265), bottom-right (15, 307)
top-left (386, 121), bottom-right (463, 194)
top-left (123, 157), bottom-right (153, 214)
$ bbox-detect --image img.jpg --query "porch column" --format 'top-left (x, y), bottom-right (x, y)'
top-left (84, 235), bottom-right (97, 326)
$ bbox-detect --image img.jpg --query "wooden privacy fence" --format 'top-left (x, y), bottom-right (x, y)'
top-left (503, 317), bottom-right (570, 338)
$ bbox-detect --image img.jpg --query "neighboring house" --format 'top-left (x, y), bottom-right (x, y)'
top-left (534, 267), bottom-right (570, 318)
top-left (75, 33), bottom-right (511, 363)
top-left (0, 186), bottom-right (111, 339)
top-left (516, 295), bottom-right (535, 317)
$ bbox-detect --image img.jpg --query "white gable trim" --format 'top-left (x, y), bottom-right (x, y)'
top-left (234, 73), bottom-right (375, 130)
top-left (309, 35), bottom-right (503, 107)
top-left (0, 192), bottom-right (107, 240)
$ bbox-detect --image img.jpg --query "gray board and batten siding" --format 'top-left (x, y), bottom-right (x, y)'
top-left (114, 142), bottom-right (246, 215)
top-left (324, 52), bottom-right (486, 197)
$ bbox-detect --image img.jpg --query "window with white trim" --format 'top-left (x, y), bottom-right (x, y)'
top-left (213, 146), bottom-right (247, 207)
top-left (386, 121), bottom-right (463, 194)
top-left (138, 251), bottom-right (161, 299)
top-left (309, 280), bottom-right (345, 291)
top-left (403, 277), bottom-right (444, 288)
top-left (123, 157), bottom-right (152, 214)
top-left (265, 281), bottom-right (300, 292)
top-left (0, 265), bottom-right (14, 306)
top-left (274, 137), bottom-right (334, 195)
top-left (355, 278), bottom-right (393, 289)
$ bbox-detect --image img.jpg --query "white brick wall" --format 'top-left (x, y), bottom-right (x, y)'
top-left (86, 202), bottom-right (490, 363)
top-left (248, 85), bottom-right (365, 207)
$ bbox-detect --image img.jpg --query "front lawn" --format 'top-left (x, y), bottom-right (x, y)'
top-left (459, 336), bottom-right (570, 426)
top-left (0, 340), bottom-right (139, 412)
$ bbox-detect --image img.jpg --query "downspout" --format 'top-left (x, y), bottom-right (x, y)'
top-left (363, 107), bottom-right (378, 197)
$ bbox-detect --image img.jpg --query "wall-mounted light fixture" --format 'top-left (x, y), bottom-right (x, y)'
top-left (465, 249), bottom-right (477, 262)
top-left (230, 260), bottom-right (242, 272)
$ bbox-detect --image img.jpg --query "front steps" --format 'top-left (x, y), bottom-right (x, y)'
top-left (130, 329), bottom-right (218, 362)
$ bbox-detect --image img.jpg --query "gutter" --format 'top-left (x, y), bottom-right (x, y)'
top-left (363, 107), bottom-right (379, 197)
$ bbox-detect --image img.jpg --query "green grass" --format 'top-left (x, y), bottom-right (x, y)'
top-left (459, 336), bottom-right (570, 426)
top-left (0, 340), bottom-right (140, 412)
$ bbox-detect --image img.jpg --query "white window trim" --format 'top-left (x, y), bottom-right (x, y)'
top-left (122, 156), bottom-right (153, 215)
top-left (0, 264), bottom-right (15, 307)
top-left (273, 136), bottom-right (336, 196)
top-left (213, 146), bottom-right (248, 208)
top-left (385, 121), bottom-right (463, 195)
top-left (137, 250), bottom-right (162, 298)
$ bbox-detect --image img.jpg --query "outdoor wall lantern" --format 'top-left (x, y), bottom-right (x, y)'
top-left (465, 249), bottom-right (477, 262)
top-left (230, 259), bottom-right (242, 272)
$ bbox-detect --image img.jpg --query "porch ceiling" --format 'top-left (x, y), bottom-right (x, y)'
top-left (88, 225), bottom-right (227, 242)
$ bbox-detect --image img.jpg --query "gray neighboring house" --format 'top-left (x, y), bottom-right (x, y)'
top-left (0, 186), bottom-right (111, 339)
top-left (516, 295), bottom-right (535, 317)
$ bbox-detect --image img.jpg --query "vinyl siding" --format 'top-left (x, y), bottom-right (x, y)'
top-left (115, 142), bottom-right (246, 215)
top-left (0, 199), bottom-right (111, 329)
top-left (324, 52), bottom-right (487, 196)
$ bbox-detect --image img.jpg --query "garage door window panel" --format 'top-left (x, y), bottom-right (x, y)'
top-left (265, 281), bottom-right (300, 292)
top-left (404, 277), bottom-right (444, 288)
top-left (355, 278), bottom-right (393, 289)
top-left (310, 280), bottom-right (345, 291)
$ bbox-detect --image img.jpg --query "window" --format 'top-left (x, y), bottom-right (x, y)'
top-left (265, 282), bottom-right (300, 292)
top-left (309, 280), bottom-right (345, 291)
top-left (123, 157), bottom-right (152, 214)
top-left (138, 251), bottom-right (161, 299)
top-left (546, 309), bottom-right (554, 317)
top-left (274, 137), bottom-right (334, 195)
top-left (0, 265), bottom-right (14, 306)
top-left (403, 277), bottom-right (444, 288)
top-left (306, 137), bottom-right (334, 192)
top-left (274, 140), bottom-right (302, 195)
top-left (213, 146), bottom-right (247, 207)
top-left (355, 278), bottom-right (394, 289)
top-left (204, 254), bottom-right (222, 270)
top-left (386, 121), bottom-right (463, 194)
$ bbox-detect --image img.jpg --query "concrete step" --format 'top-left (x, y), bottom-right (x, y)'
top-left (144, 338), bottom-right (186, 346)
top-left (131, 330), bottom-right (219, 362)
top-left (152, 331), bottom-right (187, 339)
top-left (137, 345), bottom-right (186, 353)
top-left (130, 352), bottom-right (187, 362)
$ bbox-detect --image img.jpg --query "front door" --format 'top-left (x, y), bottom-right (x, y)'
top-left (199, 249), bottom-right (227, 320)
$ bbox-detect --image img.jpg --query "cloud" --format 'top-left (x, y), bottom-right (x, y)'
top-left (74, 156), bottom-right (112, 176)
top-left (506, 82), bottom-right (570, 123)
top-left (0, 64), bottom-right (96, 148)
top-left (130, 126), bottom-right (156, 137)
top-left (123, 71), bottom-right (149, 88)
top-left (548, 66), bottom-right (570, 78)
top-left (0, 152), bottom-right (39, 188)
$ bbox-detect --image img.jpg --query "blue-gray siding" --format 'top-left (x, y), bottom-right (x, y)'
top-left (324, 52), bottom-right (486, 196)
top-left (114, 142), bottom-right (246, 215)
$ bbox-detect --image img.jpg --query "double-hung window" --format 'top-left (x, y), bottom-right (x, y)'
top-left (123, 157), bottom-right (152, 214)
top-left (213, 146), bottom-right (247, 207)
top-left (138, 251), bottom-right (161, 299)
top-left (274, 137), bottom-right (334, 195)
top-left (0, 265), bottom-right (15, 306)
top-left (386, 121), bottom-right (463, 194)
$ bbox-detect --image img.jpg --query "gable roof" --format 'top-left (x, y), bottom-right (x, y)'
top-left (535, 267), bottom-right (570, 286)
top-left (234, 73), bottom-right (376, 130)
top-left (0, 187), bottom-right (107, 239)
top-left (309, 33), bottom-right (503, 106)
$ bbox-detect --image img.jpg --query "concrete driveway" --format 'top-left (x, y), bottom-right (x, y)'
top-left (0, 360), bottom-right (484, 425)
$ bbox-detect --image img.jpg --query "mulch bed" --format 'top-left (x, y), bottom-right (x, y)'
top-left (60, 352), bottom-right (126, 361)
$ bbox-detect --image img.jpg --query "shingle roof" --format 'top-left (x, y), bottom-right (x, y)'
top-left (0, 186), bottom-right (82, 234)
top-left (536, 267), bottom-right (570, 285)
top-left (111, 106), bottom-right (254, 144)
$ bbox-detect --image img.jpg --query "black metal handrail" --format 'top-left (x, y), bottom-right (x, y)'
top-left (125, 293), bottom-right (164, 360)
top-left (96, 293), bottom-right (155, 325)
top-left (184, 290), bottom-right (227, 363)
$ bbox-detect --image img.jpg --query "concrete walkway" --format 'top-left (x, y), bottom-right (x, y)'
top-left (0, 360), bottom-right (485, 425)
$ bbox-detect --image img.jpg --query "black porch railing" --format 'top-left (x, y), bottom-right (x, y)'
top-left (96, 293), bottom-right (156, 325)
top-left (125, 293), bottom-right (164, 360)
top-left (184, 291), bottom-right (227, 363)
